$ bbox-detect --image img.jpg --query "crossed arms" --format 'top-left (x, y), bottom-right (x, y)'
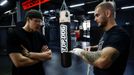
top-left (9, 45), bottom-right (52, 67)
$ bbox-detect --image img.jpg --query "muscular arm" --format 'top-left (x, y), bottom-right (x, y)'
top-left (9, 53), bottom-right (39, 68)
top-left (81, 51), bottom-right (102, 64)
top-left (81, 47), bottom-right (119, 69)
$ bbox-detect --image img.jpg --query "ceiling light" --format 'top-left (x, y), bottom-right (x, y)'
top-left (0, 0), bottom-right (8, 6)
top-left (44, 11), bottom-right (49, 14)
top-left (50, 16), bottom-right (56, 20)
top-left (87, 11), bottom-right (94, 14)
top-left (69, 3), bottom-right (85, 8)
top-left (121, 5), bottom-right (134, 9)
top-left (73, 20), bottom-right (79, 22)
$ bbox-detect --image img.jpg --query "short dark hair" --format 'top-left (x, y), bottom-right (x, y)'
top-left (95, 1), bottom-right (116, 18)
top-left (25, 9), bottom-right (43, 20)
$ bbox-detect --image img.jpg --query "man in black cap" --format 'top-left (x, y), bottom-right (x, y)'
top-left (7, 9), bottom-right (52, 75)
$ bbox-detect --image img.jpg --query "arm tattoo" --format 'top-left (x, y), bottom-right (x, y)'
top-left (82, 51), bottom-right (102, 63)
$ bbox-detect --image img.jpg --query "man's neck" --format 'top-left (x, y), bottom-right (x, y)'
top-left (104, 19), bottom-right (116, 31)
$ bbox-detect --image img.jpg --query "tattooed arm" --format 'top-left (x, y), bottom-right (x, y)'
top-left (81, 47), bottom-right (119, 69)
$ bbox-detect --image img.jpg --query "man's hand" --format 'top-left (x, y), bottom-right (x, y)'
top-left (41, 45), bottom-right (49, 52)
top-left (21, 45), bottom-right (30, 57)
top-left (69, 48), bottom-right (84, 56)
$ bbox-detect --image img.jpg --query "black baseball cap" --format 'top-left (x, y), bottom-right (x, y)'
top-left (25, 9), bottom-right (43, 20)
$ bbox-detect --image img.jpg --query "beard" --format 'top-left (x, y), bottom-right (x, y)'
top-left (98, 23), bottom-right (106, 28)
top-left (98, 17), bottom-right (108, 30)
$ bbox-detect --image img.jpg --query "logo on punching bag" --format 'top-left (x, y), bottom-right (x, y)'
top-left (60, 24), bottom-right (68, 53)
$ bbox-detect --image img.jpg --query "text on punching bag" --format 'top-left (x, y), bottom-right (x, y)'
top-left (60, 24), bottom-right (68, 53)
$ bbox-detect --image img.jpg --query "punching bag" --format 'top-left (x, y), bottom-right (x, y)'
top-left (59, 0), bottom-right (72, 68)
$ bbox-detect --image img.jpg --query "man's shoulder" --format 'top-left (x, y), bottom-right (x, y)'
top-left (108, 26), bottom-right (128, 36)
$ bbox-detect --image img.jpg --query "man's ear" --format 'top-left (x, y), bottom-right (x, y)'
top-left (105, 9), bottom-right (111, 18)
top-left (26, 17), bottom-right (30, 21)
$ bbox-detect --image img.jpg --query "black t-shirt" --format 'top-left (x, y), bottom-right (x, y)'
top-left (94, 26), bottom-right (130, 75)
top-left (7, 27), bottom-right (47, 75)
